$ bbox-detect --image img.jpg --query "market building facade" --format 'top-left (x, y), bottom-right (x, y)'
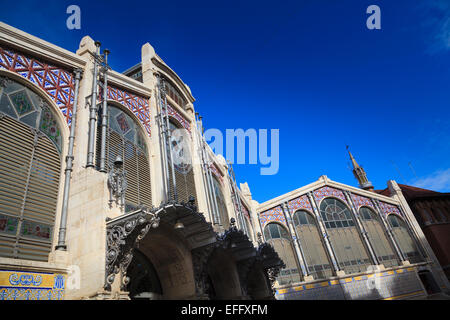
top-left (0, 22), bottom-right (448, 300)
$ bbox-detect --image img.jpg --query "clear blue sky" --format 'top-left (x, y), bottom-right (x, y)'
top-left (2, 0), bottom-right (450, 202)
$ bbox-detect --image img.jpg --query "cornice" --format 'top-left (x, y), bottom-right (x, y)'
top-left (108, 69), bottom-right (152, 98)
top-left (0, 22), bottom-right (86, 70)
top-left (152, 56), bottom-right (195, 103)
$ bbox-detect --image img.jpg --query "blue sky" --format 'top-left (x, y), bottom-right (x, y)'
top-left (2, 0), bottom-right (450, 202)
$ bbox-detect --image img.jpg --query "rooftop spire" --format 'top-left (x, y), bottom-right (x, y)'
top-left (347, 146), bottom-right (374, 191)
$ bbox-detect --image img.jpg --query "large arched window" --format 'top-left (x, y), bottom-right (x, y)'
top-left (319, 198), bottom-right (371, 274)
top-left (212, 176), bottom-right (229, 229)
top-left (263, 223), bottom-right (300, 285)
top-left (359, 207), bottom-right (399, 268)
top-left (167, 120), bottom-right (197, 205)
top-left (293, 210), bottom-right (332, 279)
top-left (0, 76), bottom-right (63, 261)
top-left (387, 214), bottom-right (423, 264)
top-left (96, 104), bottom-right (152, 212)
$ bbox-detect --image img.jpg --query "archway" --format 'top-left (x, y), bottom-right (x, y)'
top-left (247, 264), bottom-right (272, 299)
top-left (126, 249), bottom-right (162, 300)
top-left (132, 222), bottom-right (196, 299)
top-left (206, 248), bottom-right (242, 300)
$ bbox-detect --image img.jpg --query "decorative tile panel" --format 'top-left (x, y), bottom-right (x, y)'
top-left (0, 270), bottom-right (65, 300)
top-left (105, 85), bottom-right (151, 136)
top-left (288, 195), bottom-right (312, 213)
top-left (275, 267), bottom-right (425, 300)
top-left (350, 193), bottom-right (376, 211)
top-left (166, 103), bottom-right (190, 133)
top-left (0, 45), bottom-right (75, 126)
top-left (259, 206), bottom-right (286, 228)
top-left (313, 186), bottom-right (346, 204)
top-left (378, 201), bottom-right (403, 218)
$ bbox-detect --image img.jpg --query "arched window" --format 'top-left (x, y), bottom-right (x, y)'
top-left (319, 198), bottom-right (371, 274)
top-left (263, 223), bottom-right (300, 285)
top-left (96, 104), bottom-right (152, 212)
top-left (387, 214), bottom-right (423, 264)
top-left (212, 176), bottom-right (229, 229)
top-left (167, 120), bottom-right (197, 205)
top-left (293, 210), bottom-right (332, 279)
top-left (0, 77), bottom-right (63, 261)
top-left (359, 207), bottom-right (399, 268)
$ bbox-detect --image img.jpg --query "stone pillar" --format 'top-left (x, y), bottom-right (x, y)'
top-left (281, 202), bottom-right (313, 281)
top-left (141, 43), bottom-right (166, 207)
top-left (344, 191), bottom-right (380, 266)
top-left (73, 36), bottom-right (96, 171)
top-left (387, 180), bottom-right (450, 289)
top-left (307, 192), bottom-right (344, 276)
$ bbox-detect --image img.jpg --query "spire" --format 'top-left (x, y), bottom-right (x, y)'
top-left (346, 146), bottom-right (374, 191)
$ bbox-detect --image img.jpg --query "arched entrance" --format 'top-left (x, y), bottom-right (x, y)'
top-left (134, 222), bottom-right (196, 299)
top-left (126, 249), bottom-right (162, 299)
top-left (105, 203), bottom-right (283, 300)
top-left (247, 264), bottom-right (272, 299)
top-left (206, 248), bottom-right (242, 299)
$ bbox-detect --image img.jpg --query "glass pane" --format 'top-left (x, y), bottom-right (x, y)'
top-left (269, 223), bottom-right (280, 239)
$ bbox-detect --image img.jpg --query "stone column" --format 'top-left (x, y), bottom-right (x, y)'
top-left (141, 43), bottom-right (166, 206)
top-left (387, 180), bottom-right (450, 289)
top-left (281, 202), bottom-right (313, 281)
top-left (307, 192), bottom-right (343, 276)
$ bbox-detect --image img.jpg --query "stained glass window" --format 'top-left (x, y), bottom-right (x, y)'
top-left (0, 76), bottom-right (62, 261)
top-left (0, 78), bottom-right (62, 152)
top-left (96, 105), bottom-right (152, 212)
top-left (165, 120), bottom-right (197, 205)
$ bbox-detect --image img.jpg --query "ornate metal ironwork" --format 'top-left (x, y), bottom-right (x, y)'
top-left (104, 206), bottom-right (159, 291)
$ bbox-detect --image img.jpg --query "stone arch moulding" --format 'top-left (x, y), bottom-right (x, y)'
top-left (103, 84), bottom-right (151, 136)
top-left (0, 45), bottom-right (76, 126)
